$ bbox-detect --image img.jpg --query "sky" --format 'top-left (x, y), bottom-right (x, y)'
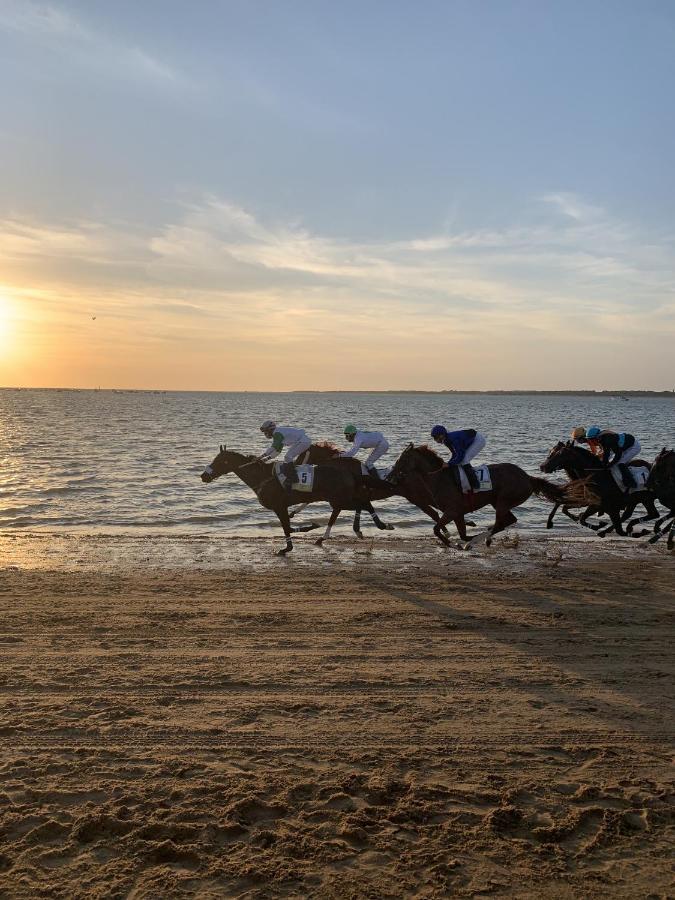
top-left (1, 0), bottom-right (674, 391)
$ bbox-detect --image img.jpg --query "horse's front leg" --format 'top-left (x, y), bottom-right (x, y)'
top-left (433, 511), bottom-right (453, 547)
top-left (352, 507), bottom-right (363, 538)
top-left (598, 508), bottom-right (626, 538)
top-left (288, 502), bottom-right (309, 520)
top-left (580, 506), bottom-right (604, 531)
top-left (316, 507), bottom-right (341, 546)
top-left (275, 506), bottom-right (294, 555)
top-left (649, 513), bottom-right (675, 544)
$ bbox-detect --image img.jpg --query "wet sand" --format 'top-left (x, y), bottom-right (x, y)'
top-left (0, 534), bottom-right (673, 898)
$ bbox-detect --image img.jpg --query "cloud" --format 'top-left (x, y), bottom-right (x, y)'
top-left (0, 0), bottom-right (186, 87)
top-left (2, 192), bottom-right (674, 388)
top-left (540, 192), bottom-right (604, 222)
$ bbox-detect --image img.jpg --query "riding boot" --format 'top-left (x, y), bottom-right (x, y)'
top-left (366, 465), bottom-right (379, 479)
top-left (463, 463), bottom-right (480, 491)
top-left (620, 463), bottom-right (636, 490)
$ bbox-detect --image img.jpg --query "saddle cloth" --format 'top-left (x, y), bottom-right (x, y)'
top-left (610, 464), bottom-right (650, 493)
top-left (458, 464), bottom-right (492, 494)
top-left (273, 462), bottom-right (315, 492)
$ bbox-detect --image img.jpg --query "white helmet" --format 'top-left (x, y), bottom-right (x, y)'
top-left (260, 419), bottom-right (276, 432)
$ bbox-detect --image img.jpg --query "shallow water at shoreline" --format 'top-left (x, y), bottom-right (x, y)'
top-left (1, 529), bottom-right (671, 575)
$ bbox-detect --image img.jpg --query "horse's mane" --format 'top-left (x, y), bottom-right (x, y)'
top-left (565, 443), bottom-right (600, 463)
top-left (314, 441), bottom-right (341, 453)
top-left (414, 444), bottom-right (444, 464)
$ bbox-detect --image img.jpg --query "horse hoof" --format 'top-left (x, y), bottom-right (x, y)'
top-left (315, 538), bottom-right (324, 547)
top-left (546, 522), bottom-right (553, 530)
top-left (465, 520), bottom-right (476, 528)
top-left (277, 548), bottom-right (290, 556)
top-left (383, 523), bottom-right (395, 531)
top-left (356, 531), bottom-right (364, 539)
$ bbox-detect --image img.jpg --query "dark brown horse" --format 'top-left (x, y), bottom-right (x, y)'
top-left (200, 445), bottom-right (395, 555)
top-left (539, 442), bottom-right (659, 537)
top-left (646, 448), bottom-right (675, 548)
top-left (388, 444), bottom-right (566, 547)
top-left (291, 442), bottom-right (394, 539)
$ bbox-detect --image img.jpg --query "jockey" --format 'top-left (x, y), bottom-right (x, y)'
top-left (584, 426), bottom-right (641, 489)
top-left (340, 425), bottom-right (389, 474)
top-left (259, 421), bottom-right (312, 493)
top-left (571, 425), bottom-right (602, 457)
top-left (431, 425), bottom-right (486, 491)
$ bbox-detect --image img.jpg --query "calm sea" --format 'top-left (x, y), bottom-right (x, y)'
top-left (1, 389), bottom-right (673, 536)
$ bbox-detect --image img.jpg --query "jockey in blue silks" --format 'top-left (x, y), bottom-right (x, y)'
top-left (430, 426), bottom-right (487, 491)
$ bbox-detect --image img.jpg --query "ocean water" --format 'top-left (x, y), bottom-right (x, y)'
top-left (1, 389), bottom-right (673, 536)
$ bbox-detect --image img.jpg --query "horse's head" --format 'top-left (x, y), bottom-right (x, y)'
top-left (387, 443), bottom-right (416, 484)
top-left (201, 444), bottom-right (235, 483)
top-left (648, 447), bottom-right (675, 488)
top-left (388, 443), bottom-right (443, 484)
top-left (539, 440), bottom-right (567, 473)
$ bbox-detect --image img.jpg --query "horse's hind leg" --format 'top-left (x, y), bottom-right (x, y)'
top-left (546, 502), bottom-right (560, 529)
top-left (626, 499), bottom-right (660, 535)
top-left (316, 507), bottom-right (341, 546)
top-left (353, 508), bottom-right (363, 539)
top-left (485, 508), bottom-right (518, 547)
top-left (365, 501), bottom-right (394, 532)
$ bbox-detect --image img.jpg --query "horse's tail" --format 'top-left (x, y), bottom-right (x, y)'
top-left (528, 475), bottom-right (567, 504)
top-left (562, 476), bottom-right (601, 507)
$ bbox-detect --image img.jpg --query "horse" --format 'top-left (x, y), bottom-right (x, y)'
top-left (387, 444), bottom-right (566, 548)
top-left (200, 445), bottom-right (396, 555)
top-left (646, 448), bottom-right (675, 548)
top-left (288, 442), bottom-right (395, 538)
top-left (538, 442), bottom-right (659, 537)
top-left (539, 441), bottom-right (658, 533)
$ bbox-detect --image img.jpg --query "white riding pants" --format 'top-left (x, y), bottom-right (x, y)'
top-left (284, 436), bottom-right (312, 463)
top-left (462, 432), bottom-right (486, 464)
top-left (365, 440), bottom-right (389, 468)
top-left (615, 440), bottom-right (641, 467)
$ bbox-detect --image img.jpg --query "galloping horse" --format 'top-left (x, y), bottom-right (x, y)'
top-left (539, 441), bottom-right (657, 532)
top-left (200, 445), bottom-right (395, 554)
top-left (646, 449), bottom-right (675, 548)
top-left (539, 442), bottom-right (659, 537)
top-left (388, 444), bottom-right (566, 547)
top-left (291, 442), bottom-right (395, 539)
top-left (298, 441), bottom-right (474, 537)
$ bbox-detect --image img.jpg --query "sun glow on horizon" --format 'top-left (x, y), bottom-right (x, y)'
top-left (0, 293), bottom-right (15, 352)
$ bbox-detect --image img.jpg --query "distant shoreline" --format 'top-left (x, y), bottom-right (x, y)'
top-left (1, 387), bottom-right (674, 397)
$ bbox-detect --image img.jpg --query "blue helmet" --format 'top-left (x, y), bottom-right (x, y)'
top-left (586, 425), bottom-right (601, 439)
top-left (431, 425), bottom-right (447, 439)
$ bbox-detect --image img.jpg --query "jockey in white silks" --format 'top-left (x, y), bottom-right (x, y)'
top-left (259, 421), bottom-right (312, 493)
top-left (340, 425), bottom-right (389, 474)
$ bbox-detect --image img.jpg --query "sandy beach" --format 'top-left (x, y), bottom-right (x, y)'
top-left (0, 534), bottom-right (673, 898)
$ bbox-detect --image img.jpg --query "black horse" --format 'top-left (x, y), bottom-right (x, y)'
top-left (539, 442), bottom-right (659, 537)
top-left (646, 448), bottom-right (675, 548)
top-left (200, 445), bottom-right (395, 555)
top-left (540, 441), bottom-right (658, 533)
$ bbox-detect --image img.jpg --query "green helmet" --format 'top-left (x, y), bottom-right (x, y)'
top-left (344, 424), bottom-right (357, 435)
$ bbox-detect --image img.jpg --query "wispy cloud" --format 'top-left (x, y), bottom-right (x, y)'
top-left (3, 192), bottom-right (674, 388)
top-left (0, 0), bottom-right (186, 87)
